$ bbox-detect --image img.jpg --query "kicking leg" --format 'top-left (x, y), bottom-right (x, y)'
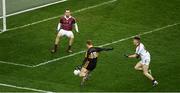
top-left (81, 75), bottom-right (88, 86)
top-left (79, 68), bottom-right (89, 86)
top-left (134, 62), bottom-right (143, 71)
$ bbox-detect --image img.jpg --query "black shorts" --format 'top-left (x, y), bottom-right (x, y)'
top-left (84, 60), bottom-right (97, 71)
top-left (86, 62), bottom-right (96, 71)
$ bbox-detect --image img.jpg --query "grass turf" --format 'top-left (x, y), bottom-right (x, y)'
top-left (0, 0), bottom-right (180, 92)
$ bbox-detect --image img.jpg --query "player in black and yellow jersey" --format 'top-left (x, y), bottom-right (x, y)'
top-left (79, 40), bottom-right (113, 86)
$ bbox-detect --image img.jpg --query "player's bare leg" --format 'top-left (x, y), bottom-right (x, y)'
top-left (51, 35), bottom-right (61, 53)
top-left (81, 73), bottom-right (89, 86)
top-left (85, 72), bottom-right (91, 81)
top-left (81, 76), bottom-right (86, 86)
top-left (142, 65), bottom-right (158, 86)
top-left (79, 68), bottom-right (89, 86)
top-left (134, 62), bottom-right (143, 71)
top-left (67, 37), bottom-right (74, 53)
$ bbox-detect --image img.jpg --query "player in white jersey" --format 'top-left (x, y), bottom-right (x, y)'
top-left (125, 36), bottom-right (158, 86)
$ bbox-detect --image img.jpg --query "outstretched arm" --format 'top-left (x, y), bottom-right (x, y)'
top-left (96, 47), bottom-right (114, 52)
top-left (125, 54), bottom-right (139, 58)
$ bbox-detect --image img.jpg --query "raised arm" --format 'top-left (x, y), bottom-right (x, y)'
top-left (96, 47), bottom-right (114, 52)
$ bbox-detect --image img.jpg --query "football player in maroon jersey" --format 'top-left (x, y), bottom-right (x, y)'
top-left (51, 9), bottom-right (79, 53)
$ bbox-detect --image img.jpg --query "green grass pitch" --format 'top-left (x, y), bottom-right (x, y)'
top-left (0, 0), bottom-right (180, 92)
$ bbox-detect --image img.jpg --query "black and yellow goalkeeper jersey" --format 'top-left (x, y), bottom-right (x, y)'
top-left (82, 47), bottom-right (113, 71)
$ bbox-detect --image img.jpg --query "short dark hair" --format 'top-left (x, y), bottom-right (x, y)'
top-left (86, 40), bottom-right (93, 45)
top-left (134, 36), bottom-right (141, 40)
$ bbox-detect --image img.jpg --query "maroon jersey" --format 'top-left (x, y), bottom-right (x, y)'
top-left (60, 16), bottom-right (76, 31)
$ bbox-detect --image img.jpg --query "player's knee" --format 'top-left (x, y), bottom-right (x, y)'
top-left (79, 72), bottom-right (83, 77)
top-left (79, 74), bottom-right (83, 77)
top-left (70, 37), bottom-right (74, 39)
top-left (134, 66), bottom-right (139, 70)
top-left (79, 71), bottom-right (86, 77)
top-left (143, 71), bottom-right (148, 75)
top-left (79, 74), bottom-right (85, 77)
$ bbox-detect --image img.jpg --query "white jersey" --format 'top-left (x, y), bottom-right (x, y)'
top-left (135, 43), bottom-right (151, 65)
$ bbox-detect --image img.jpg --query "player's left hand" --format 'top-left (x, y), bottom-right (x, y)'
top-left (76, 31), bottom-right (80, 35)
top-left (76, 31), bottom-right (80, 33)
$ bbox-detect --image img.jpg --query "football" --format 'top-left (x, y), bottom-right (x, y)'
top-left (73, 69), bottom-right (80, 76)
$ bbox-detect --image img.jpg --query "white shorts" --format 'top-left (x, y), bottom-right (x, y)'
top-left (58, 29), bottom-right (74, 38)
top-left (140, 54), bottom-right (151, 65)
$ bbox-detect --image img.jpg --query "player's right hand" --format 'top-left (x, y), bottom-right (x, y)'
top-left (124, 54), bottom-right (129, 58)
top-left (56, 29), bottom-right (60, 32)
top-left (56, 29), bottom-right (59, 35)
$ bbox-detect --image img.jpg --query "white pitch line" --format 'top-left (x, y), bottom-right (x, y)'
top-left (0, 0), bottom-right (117, 33)
top-left (99, 23), bottom-right (180, 47)
top-left (0, 61), bottom-right (33, 68)
top-left (32, 22), bottom-right (180, 67)
top-left (0, 0), bottom-right (117, 67)
top-left (0, 83), bottom-right (52, 92)
top-left (0, 23), bottom-right (179, 68)
top-left (0, 0), bottom-right (67, 19)
top-left (32, 51), bottom-right (85, 67)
